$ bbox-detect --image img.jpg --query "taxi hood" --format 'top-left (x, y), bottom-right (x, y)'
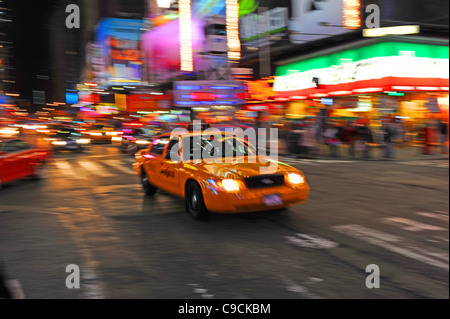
top-left (198, 156), bottom-right (294, 179)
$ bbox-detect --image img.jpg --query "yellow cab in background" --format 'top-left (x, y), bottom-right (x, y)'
top-left (133, 130), bottom-right (310, 220)
top-left (85, 123), bottom-right (121, 143)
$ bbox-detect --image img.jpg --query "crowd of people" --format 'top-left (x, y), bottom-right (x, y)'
top-left (283, 117), bottom-right (449, 159)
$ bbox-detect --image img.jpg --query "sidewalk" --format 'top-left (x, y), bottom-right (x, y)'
top-left (278, 141), bottom-right (449, 162)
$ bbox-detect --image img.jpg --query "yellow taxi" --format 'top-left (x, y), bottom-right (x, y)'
top-left (85, 124), bottom-right (121, 143)
top-left (134, 131), bottom-right (310, 219)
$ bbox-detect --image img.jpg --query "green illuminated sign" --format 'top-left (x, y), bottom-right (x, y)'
top-left (239, 0), bottom-right (259, 17)
top-left (276, 42), bottom-right (449, 76)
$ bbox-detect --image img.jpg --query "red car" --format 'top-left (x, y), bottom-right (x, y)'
top-left (0, 139), bottom-right (51, 189)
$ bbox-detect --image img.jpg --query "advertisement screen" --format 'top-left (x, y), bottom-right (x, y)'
top-left (96, 18), bottom-right (145, 85)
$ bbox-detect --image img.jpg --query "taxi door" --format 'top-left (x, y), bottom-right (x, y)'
top-left (159, 137), bottom-right (182, 196)
top-left (143, 136), bottom-right (170, 190)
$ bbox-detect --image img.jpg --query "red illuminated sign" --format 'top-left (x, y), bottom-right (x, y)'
top-left (190, 92), bottom-right (217, 101)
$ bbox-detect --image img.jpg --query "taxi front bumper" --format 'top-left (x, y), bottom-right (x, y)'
top-left (202, 183), bottom-right (310, 214)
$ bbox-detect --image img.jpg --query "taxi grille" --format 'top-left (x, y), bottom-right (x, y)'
top-left (244, 174), bottom-right (285, 189)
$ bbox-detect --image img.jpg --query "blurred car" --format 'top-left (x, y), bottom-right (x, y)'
top-left (85, 124), bottom-right (120, 143)
top-left (0, 139), bottom-right (51, 189)
top-left (120, 126), bottom-right (161, 155)
top-left (134, 131), bottom-right (310, 219)
top-left (47, 128), bottom-right (90, 152)
top-left (0, 126), bottom-right (20, 138)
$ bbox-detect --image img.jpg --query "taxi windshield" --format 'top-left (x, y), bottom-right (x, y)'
top-left (185, 135), bottom-right (255, 160)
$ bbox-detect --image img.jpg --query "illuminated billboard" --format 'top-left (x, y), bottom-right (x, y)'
top-left (96, 18), bottom-right (145, 86)
top-left (274, 42), bottom-right (450, 99)
top-left (238, 0), bottom-right (362, 54)
top-left (142, 18), bottom-right (206, 82)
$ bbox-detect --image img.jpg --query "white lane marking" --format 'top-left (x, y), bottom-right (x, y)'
top-left (102, 160), bottom-right (135, 175)
top-left (77, 161), bottom-right (115, 177)
top-left (332, 224), bottom-right (449, 270)
top-left (53, 160), bottom-right (85, 179)
top-left (399, 161), bottom-right (449, 168)
top-left (425, 252), bottom-right (449, 262)
top-left (188, 283), bottom-right (215, 299)
top-left (382, 217), bottom-right (447, 232)
top-left (286, 233), bottom-right (339, 249)
top-left (416, 212), bottom-right (449, 223)
top-left (316, 159), bottom-right (353, 163)
top-left (58, 214), bottom-right (105, 299)
top-left (281, 158), bottom-right (354, 165)
top-left (281, 158), bottom-right (319, 166)
top-left (284, 281), bottom-right (323, 299)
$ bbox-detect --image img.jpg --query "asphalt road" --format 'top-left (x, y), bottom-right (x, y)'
top-left (0, 143), bottom-right (448, 299)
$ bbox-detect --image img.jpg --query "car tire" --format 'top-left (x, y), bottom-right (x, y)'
top-left (141, 169), bottom-right (157, 196)
top-left (30, 163), bottom-right (45, 180)
top-left (186, 182), bottom-right (210, 220)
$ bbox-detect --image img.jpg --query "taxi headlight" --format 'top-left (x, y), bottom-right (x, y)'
top-left (135, 140), bottom-right (150, 145)
top-left (220, 179), bottom-right (241, 192)
top-left (76, 138), bottom-right (90, 144)
top-left (0, 128), bottom-right (19, 135)
top-left (89, 132), bottom-right (102, 136)
top-left (287, 173), bottom-right (304, 185)
top-left (52, 141), bottom-right (67, 145)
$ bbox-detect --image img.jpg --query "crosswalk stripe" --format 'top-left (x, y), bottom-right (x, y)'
top-left (381, 217), bottom-right (447, 232)
top-left (77, 161), bottom-right (115, 177)
top-left (102, 160), bottom-right (135, 175)
top-left (416, 212), bottom-right (449, 223)
top-left (53, 160), bottom-right (85, 179)
top-left (332, 224), bottom-right (449, 270)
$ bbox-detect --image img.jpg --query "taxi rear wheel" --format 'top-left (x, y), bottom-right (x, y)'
top-left (186, 182), bottom-right (210, 220)
top-left (141, 170), bottom-right (157, 196)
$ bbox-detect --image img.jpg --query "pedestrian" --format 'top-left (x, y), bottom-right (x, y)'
top-left (422, 120), bottom-right (434, 155)
top-left (437, 119), bottom-right (449, 154)
top-left (286, 123), bottom-right (300, 156)
top-left (340, 121), bottom-right (357, 157)
top-left (356, 123), bottom-right (373, 159)
top-left (324, 123), bottom-right (340, 157)
top-left (383, 120), bottom-right (397, 159)
top-left (302, 123), bottom-right (318, 158)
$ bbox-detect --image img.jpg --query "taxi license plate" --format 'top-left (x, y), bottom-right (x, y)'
top-left (67, 145), bottom-right (78, 149)
top-left (263, 194), bottom-right (283, 207)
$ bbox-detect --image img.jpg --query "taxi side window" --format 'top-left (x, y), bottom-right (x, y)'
top-left (150, 137), bottom-right (170, 157)
top-left (165, 138), bottom-right (180, 160)
top-left (183, 137), bottom-right (203, 161)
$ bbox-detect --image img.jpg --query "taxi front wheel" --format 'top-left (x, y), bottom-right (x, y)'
top-left (186, 182), bottom-right (210, 220)
top-left (141, 170), bottom-right (157, 196)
